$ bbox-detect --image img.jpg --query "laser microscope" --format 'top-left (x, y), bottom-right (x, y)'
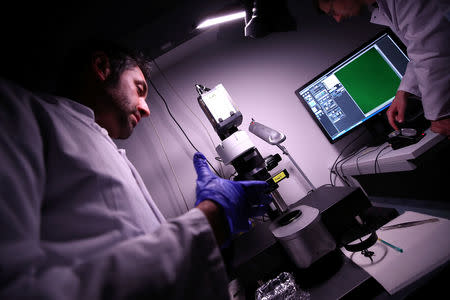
top-left (196, 83), bottom-right (337, 268)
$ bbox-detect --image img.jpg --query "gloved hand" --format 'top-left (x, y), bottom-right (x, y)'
top-left (193, 152), bottom-right (272, 237)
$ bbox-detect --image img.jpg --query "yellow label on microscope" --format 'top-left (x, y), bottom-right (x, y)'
top-left (273, 172), bottom-right (287, 183)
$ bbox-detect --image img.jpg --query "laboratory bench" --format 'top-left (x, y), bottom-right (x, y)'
top-left (337, 129), bottom-right (449, 204)
top-left (338, 128), bottom-right (446, 176)
top-left (222, 185), bottom-right (450, 299)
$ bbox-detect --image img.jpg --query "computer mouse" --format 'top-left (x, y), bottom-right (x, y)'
top-left (400, 128), bottom-right (417, 137)
top-left (387, 127), bottom-right (425, 150)
top-left (388, 128), bottom-right (417, 138)
top-left (388, 130), bottom-right (401, 138)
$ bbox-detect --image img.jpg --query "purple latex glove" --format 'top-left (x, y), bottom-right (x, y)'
top-left (193, 152), bottom-right (272, 236)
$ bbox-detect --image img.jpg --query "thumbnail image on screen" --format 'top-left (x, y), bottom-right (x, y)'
top-left (295, 30), bottom-right (409, 143)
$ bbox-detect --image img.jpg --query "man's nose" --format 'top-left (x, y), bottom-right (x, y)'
top-left (138, 98), bottom-right (150, 117)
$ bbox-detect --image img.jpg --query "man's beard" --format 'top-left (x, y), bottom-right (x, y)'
top-left (117, 102), bottom-right (137, 139)
top-left (110, 90), bottom-right (137, 139)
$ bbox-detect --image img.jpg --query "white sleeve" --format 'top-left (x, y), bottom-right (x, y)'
top-left (398, 62), bottom-right (421, 97)
top-left (39, 210), bottom-right (229, 300)
top-left (397, 0), bottom-right (450, 120)
top-left (0, 79), bottom-right (230, 300)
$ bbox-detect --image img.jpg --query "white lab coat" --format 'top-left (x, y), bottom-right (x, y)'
top-left (372, 0), bottom-right (450, 120)
top-left (0, 78), bottom-right (230, 299)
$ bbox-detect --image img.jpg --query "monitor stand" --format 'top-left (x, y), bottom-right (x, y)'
top-left (363, 113), bottom-right (393, 146)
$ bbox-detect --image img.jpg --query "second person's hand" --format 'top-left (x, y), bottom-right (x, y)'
top-left (387, 90), bottom-right (411, 131)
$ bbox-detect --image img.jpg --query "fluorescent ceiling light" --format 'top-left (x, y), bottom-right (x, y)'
top-left (196, 11), bottom-right (245, 29)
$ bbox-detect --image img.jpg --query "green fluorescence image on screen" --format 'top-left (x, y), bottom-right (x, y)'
top-left (335, 47), bottom-right (401, 114)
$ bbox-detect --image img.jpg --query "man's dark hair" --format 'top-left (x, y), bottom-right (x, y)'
top-left (56, 39), bottom-right (152, 98)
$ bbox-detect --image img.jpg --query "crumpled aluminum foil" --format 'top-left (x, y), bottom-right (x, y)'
top-left (255, 272), bottom-right (310, 300)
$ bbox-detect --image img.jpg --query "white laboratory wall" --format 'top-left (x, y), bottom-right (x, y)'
top-left (115, 2), bottom-right (386, 218)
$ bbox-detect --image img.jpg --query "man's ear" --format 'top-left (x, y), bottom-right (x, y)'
top-left (92, 51), bottom-right (111, 81)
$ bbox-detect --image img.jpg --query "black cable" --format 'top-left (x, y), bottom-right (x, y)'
top-left (336, 150), bottom-right (356, 186)
top-left (152, 60), bottom-right (226, 178)
top-left (148, 78), bottom-right (220, 176)
top-left (342, 146), bottom-right (368, 176)
top-left (336, 146), bottom-right (368, 186)
top-left (330, 130), bottom-right (366, 186)
top-left (374, 145), bottom-right (391, 174)
top-left (374, 145), bottom-right (390, 173)
top-left (356, 147), bottom-right (379, 175)
top-left (334, 156), bottom-right (349, 186)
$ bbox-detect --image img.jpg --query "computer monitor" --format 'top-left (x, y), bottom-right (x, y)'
top-left (295, 29), bottom-right (409, 143)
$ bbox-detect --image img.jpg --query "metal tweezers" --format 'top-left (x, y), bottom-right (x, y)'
top-left (380, 218), bottom-right (440, 230)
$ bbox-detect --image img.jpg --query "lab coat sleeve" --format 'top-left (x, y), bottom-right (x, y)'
top-left (398, 62), bottom-right (420, 97)
top-left (397, 0), bottom-right (450, 120)
top-left (71, 210), bottom-right (230, 300)
top-left (0, 79), bottom-right (230, 300)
